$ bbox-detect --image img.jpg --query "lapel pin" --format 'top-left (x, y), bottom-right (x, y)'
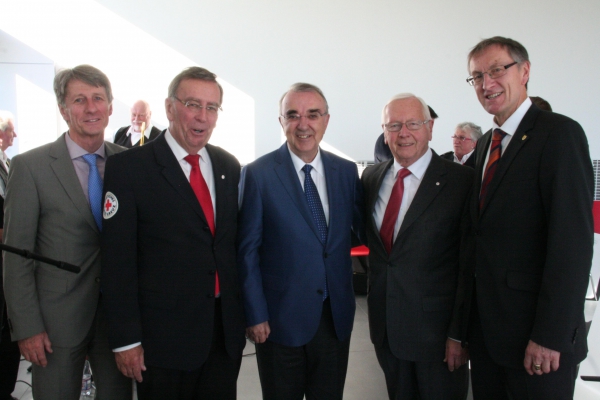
top-left (221, 175), bottom-right (225, 179)
top-left (522, 135), bottom-right (527, 141)
top-left (436, 182), bottom-right (440, 186)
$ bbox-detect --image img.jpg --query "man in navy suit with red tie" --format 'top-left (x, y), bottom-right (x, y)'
top-left (101, 67), bottom-right (246, 400)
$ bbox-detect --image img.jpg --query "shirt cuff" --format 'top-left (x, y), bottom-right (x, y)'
top-left (112, 342), bottom-right (141, 352)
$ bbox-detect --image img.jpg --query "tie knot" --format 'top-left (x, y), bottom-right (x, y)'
top-left (302, 164), bottom-right (313, 174)
top-left (184, 154), bottom-right (200, 167)
top-left (493, 129), bottom-right (508, 141)
top-left (397, 168), bottom-right (411, 180)
top-left (82, 154), bottom-right (98, 167)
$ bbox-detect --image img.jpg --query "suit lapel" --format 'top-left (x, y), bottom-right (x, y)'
top-left (367, 160), bottom-right (394, 252)
top-left (273, 144), bottom-right (323, 244)
top-left (206, 144), bottom-right (232, 244)
top-left (49, 134), bottom-right (98, 233)
top-left (321, 151), bottom-right (339, 245)
top-left (153, 135), bottom-right (207, 223)
top-left (479, 106), bottom-right (538, 215)
top-left (396, 153), bottom-right (446, 240)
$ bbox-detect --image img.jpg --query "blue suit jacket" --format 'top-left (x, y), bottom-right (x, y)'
top-left (238, 144), bottom-right (364, 347)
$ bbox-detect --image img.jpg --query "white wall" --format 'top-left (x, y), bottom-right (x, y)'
top-left (1, 0), bottom-right (598, 161)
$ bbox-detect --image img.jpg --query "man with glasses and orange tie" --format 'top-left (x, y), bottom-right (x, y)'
top-left (456, 36), bottom-right (594, 399)
top-left (440, 122), bottom-right (482, 168)
top-left (101, 67), bottom-right (246, 400)
top-left (362, 93), bottom-right (473, 399)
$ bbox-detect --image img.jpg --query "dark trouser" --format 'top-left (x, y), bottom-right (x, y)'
top-left (137, 299), bottom-right (242, 400)
top-left (469, 304), bottom-right (577, 400)
top-left (375, 336), bottom-right (468, 400)
top-left (256, 298), bottom-right (351, 400)
top-left (0, 304), bottom-right (20, 400)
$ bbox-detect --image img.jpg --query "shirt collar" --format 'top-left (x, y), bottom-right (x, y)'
top-left (64, 131), bottom-right (106, 159)
top-left (492, 97), bottom-right (532, 135)
top-left (164, 129), bottom-right (209, 161)
top-left (127, 123), bottom-right (154, 138)
top-left (287, 144), bottom-right (324, 176)
top-left (392, 147), bottom-right (432, 180)
top-left (0, 150), bottom-right (7, 163)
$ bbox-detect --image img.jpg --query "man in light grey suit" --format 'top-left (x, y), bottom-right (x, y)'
top-left (2, 65), bottom-right (131, 400)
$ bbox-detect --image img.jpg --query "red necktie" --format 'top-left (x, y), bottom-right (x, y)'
top-left (184, 154), bottom-right (219, 296)
top-left (479, 129), bottom-right (508, 211)
top-left (380, 168), bottom-right (411, 254)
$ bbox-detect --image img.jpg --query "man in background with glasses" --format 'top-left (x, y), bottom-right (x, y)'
top-left (101, 67), bottom-right (246, 400)
top-left (238, 83), bottom-right (364, 399)
top-left (362, 93), bottom-right (473, 399)
top-left (457, 36), bottom-right (594, 399)
top-left (441, 122), bottom-right (483, 168)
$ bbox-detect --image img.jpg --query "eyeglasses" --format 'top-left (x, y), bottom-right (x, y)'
top-left (466, 61), bottom-right (519, 86)
top-left (173, 97), bottom-right (222, 114)
top-left (451, 135), bottom-right (473, 142)
top-left (384, 120), bottom-right (430, 132)
top-left (281, 111), bottom-right (328, 122)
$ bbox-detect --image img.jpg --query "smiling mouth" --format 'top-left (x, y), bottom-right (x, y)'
top-left (296, 134), bottom-right (312, 139)
top-left (87, 119), bottom-right (100, 123)
top-left (486, 92), bottom-right (502, 99)
top-left (397, 143), bottom-right (414, 147)
top-left (192, 129), bottom-right (205, 134)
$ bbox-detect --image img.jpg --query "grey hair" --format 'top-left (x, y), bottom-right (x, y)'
top-left (279, 83), bottom-right (329, 114)
top-left (0, 110), bottom-right (14, 131)
top-left (456, 122), bottom-right (483, 141)
top-left (168, 67), bottom-right (223, 105)
top-left (381, 93), bottom-right (431, 123)
top-left (54, 65), bottom-right (113, 107)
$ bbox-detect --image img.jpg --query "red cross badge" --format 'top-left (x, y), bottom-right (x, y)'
top-left (103, 191), bottom-right (118, 219)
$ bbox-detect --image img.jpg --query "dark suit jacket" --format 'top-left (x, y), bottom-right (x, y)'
top-left (237, 144), bottom-right (364, 347)
top-left (456, 104), bottom-right (594, 368)
top-left (440, 151), bottom-right (475, 168)
top-left (113, 125), bottom-right (162, 148)
top-left (0, 161), bottom-right (7, 338)
top-left (101, 134), bottom-right (246, 371)
top-left (362, 152), bottom-right (473, 361)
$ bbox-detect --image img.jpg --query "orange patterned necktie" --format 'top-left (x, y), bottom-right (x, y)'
top-left (479, 129), bottom-right (508, 211)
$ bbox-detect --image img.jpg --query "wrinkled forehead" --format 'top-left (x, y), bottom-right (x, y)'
top-left (469, 45), bottom-right (512, 72)
top-left (384, 98), bottom-right (425, 122)
top-left (281, 91), bottom-right (327, 113)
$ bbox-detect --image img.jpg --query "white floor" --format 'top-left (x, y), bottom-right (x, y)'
top-left (11, 295), bottom-right (389, 400)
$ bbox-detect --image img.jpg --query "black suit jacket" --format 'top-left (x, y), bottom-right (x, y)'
top-left (101, 134), bottom-right (246, 370)
top-left (440, 151), bottom-right (475, 168)
top-left (114, 125), bottom-right (162, 148)
top-left (456, 104), bottom-right (594, 368)
top-left (362, 152), bottom-right (473, 361)
top-left (0, 162), bottom-right (7, 337)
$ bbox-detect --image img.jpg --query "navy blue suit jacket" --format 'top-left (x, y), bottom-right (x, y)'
top-left (238, 144), bottom-right (364, 347)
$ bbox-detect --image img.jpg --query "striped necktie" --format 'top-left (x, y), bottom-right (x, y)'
top-left (479, 129), bottom-right (508, 211)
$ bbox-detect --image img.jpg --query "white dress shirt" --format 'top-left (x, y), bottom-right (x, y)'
top-left (287, 145), bottom-right (330, 225)
top-left (481, 97), bottom-right (532, 180)
top-left (454, 149), bottom-right (474, 165)
top-left (373, 148), bottom-right (432, 242)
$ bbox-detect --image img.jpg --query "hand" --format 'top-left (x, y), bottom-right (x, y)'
top-left (246, 321), bottom-right (270, 344)
top-left (523, 340), bottom-right (560, 375)
top-left (18, 332), bottom-right (53, 367)
top-left (115, 345), bottom-right (146, 382)
top-left (444, 338), bottom-right (468, 372)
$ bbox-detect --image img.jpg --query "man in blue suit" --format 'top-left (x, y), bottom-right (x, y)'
top-left (238, 82), bottom-right (364, 399)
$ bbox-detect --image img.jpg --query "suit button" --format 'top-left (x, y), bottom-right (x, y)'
top-left (317, 289), bottom-right (324, 295)
top-left (208, 270), bottom-right (215, 275)
top-left (203, 226), bottom-right (210, 231)
top-left (95, 277), bottom-right (100, 283)
top-left (474, 230), bottom-right (481, 236)
top-left (324, 252), bottom-right (328, 258)
top-left (207, 294), bottom-right (215, 298)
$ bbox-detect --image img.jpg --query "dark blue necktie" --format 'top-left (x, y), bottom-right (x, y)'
top-left (302, 164), bottom-right (328, 299)
top-left (82, 154), bottom-right (103, 231)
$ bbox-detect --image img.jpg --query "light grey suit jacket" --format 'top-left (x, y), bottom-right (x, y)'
top-left (2, 133), bottom-right (124, 346)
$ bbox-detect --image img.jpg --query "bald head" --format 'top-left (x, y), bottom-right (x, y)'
top-left (130, 100), bottom-right (152, 133)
